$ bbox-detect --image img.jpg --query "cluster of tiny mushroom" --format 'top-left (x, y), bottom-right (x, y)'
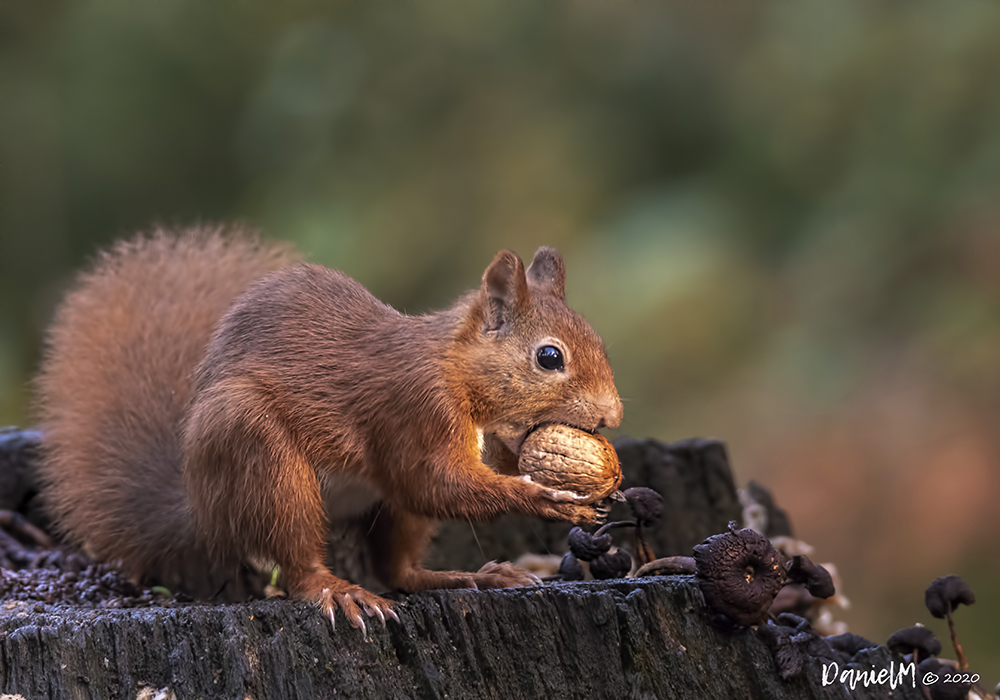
top-left (883, 575), bottom-right (984, 700)
top-left (548, 477), bottom-right (990, 700)
top-left (555, 487), bottom-right (668, 581)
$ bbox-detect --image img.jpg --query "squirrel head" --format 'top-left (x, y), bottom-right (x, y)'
top-left (457, 247), bottom-right (623, 455)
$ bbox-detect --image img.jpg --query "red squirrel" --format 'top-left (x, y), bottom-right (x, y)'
top-left (35, 226), bottom-right (623, 631)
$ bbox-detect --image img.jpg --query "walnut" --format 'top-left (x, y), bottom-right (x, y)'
top-left (517, 424), bottom-right (622, 503)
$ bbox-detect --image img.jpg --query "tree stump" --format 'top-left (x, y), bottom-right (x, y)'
top-left (0, 577), bottom-right (924, 700)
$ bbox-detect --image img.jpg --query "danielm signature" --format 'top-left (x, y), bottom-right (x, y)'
top-left (821, 661), bottom-right (981, 690)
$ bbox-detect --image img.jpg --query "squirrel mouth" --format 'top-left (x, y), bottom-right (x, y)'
top-left (509, 422), bottom-right (597, 455)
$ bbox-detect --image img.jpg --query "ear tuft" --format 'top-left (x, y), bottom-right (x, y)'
top-left (526, 247), bottom-right (566, 300)
top-left (481, 250), bottom-right (529, 332)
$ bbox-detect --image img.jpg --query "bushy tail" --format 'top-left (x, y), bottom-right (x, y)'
top-left (34, 225), bottom-right (297, 597)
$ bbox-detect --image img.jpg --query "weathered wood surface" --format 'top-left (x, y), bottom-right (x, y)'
top-left (0, 576), bottom-right (921, 700)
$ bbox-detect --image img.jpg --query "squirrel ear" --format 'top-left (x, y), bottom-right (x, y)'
top-left (526, 246), bottom-right (566, 300)
top-left (481, 250), bottom-right (529, 333)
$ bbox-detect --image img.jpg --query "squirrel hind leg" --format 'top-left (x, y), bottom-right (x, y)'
top-left (366, 507), bottom-right (541, 592)
top-left (183, 385), bottom-right (394, 628)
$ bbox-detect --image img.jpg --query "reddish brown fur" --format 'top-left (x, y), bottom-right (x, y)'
top-left (35, 227), bottom-right (297, 597)
top-left (35, 226), bottom-right (622, 626)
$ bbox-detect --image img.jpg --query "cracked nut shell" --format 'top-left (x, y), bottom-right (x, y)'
top-left (518, 424), bottom-right (622, 504)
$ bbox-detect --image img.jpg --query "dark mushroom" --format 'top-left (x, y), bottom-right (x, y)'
top-left (826, 633), bottom-right (876, 659)
top-left (785, 555), bottom-right (835, 599)
top-left (557, 552), bottom-right (584, 581)
top-left (886, 626), bottom-right (941, 665)
top-left (918, 658), bottom-right (973, 700)
top-left (693, 521), bottom-right (786, 627)
top-left (925, 575), bottom-right (974, 670)
top-left (567, 526), bottom-right (612, 562)
top-left (623, 487), bottom-right (663, 524)
top-left (925, 575), bottom-right (975, 617)
top-left (623, 487), bottom-right (663, 567)
top-left (589, 548), bottom-right (632, 580)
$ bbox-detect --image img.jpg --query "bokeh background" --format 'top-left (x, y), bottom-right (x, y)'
top-left (3, 0), bottom-right (999, 680)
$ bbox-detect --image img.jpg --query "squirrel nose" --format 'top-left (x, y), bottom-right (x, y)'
top-left (595, 397), bottom-right (623, 430)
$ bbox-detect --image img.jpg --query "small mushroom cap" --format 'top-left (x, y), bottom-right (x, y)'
top-left (589, 548), bottom-right (632, 580)
top-left (785, 555), bottom-right (835, 599)
top-left (693, 521), bottom-right (787, 627)
top-left (567, 526), bottom-right (612, 562)
top-left (826, 633), bottom-right (876, 657)
top-left (924, 575), bottom-right (975, 619)
top-left (557, 552), bottom-right (585, 582)
top-left (622, 487), bottom-right (663, 525)
top-left (918, 658), bottom-right (973, 700)
top-left (886, 626), bottom-right (941, 659)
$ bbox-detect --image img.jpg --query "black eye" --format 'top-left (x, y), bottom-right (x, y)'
top-left (536, 345), bottom-right (565, 371)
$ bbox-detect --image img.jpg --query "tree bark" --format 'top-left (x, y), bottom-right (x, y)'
top-left (0, 576), bottom-right (923, 700)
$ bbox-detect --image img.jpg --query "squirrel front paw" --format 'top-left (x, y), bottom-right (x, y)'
top-left (538, 497), bottom-right (610, 525)
top-left (522, 477), bottom-right (610, 524)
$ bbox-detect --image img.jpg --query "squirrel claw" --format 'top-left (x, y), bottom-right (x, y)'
top-left (318, 584), bottom-right (394, 636)
top-left (366, 604), bottom-right (386, 626)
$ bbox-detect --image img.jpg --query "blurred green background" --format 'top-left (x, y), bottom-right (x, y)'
top-left (3, 0), bottom-right (999, 681)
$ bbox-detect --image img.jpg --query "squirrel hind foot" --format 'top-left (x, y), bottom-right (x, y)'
top-left (388, 562), bottom-right (540, 592)
top-left (298, 572), bottom-right (396, 633)
top-left (472, 561), bottom-right (541, 589)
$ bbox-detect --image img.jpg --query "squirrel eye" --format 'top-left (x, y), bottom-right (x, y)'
top-left (536, 345), bottom-right (565, 371)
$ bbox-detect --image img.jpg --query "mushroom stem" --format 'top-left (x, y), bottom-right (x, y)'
top-left (633, 524), bottom-right (655, 567)
top-left (945, 609), bottom-right (968, 670)
top-left (594, 520), bottom-right (636, 538)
